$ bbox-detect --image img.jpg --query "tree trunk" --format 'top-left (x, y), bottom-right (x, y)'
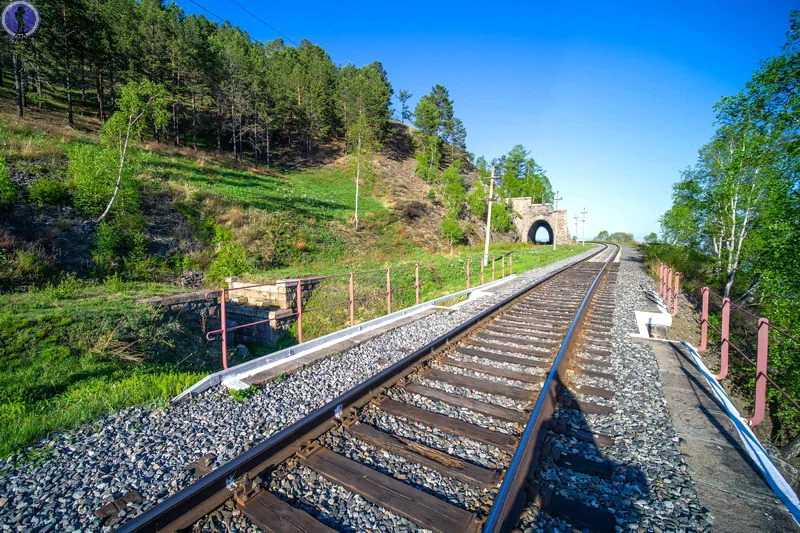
top-left (230, 100), bottom-right (237, 160)
top-left (173, 100), bottom-right (179, 146)
top-left (96, 70), bottom-right (105, 121)
top-left (36, 65), bottom-right (42, 109)
top-left (21, 61), bottom-right (27, 108)
top-left (81, 58), bottom-right (86, 104)
top-left (191, 90), bottom-right (197, 150)
top-left (62, 7), bottom-right (74, 125)
top-left (354, 134), bottom-right (361, 231)
top-left (253, 110), bottom-right (258, 164)
top-left (109, 70), bottom-right (115, 109)
top-left (13, 48), bottom-right (22, 118)
top-left (215, 99), bottom-right (222, 151)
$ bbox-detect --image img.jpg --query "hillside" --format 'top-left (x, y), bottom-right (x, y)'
top-left (0, 100), bottom-right (505, 290)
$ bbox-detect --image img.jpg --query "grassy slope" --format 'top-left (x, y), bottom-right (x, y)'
top-left (0, 107), bottom-right (592, 458)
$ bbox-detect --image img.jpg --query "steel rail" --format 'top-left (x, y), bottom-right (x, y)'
top-left (483, 244), bottom-right (619, 532)
top-left (116, 245), bottom-right (609, 533)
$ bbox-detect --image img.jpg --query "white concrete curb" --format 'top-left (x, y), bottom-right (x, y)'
top-left (173, 274), bottom-right (519, 402)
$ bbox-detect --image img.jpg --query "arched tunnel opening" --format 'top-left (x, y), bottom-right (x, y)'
top-left (527, 220), bottom-right (554, 245)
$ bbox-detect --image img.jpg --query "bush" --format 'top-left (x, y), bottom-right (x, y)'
top-left (467, 181), bottom-right (487, 219)
top-left (207, 242), bottom-right (250, 283)
top-left (0, 158), bottom-right (15, 207)
top-left (491, 201), bottom-right (514, 232)
top-left (28, 177), bottom-right (71, 207)
top-left (41, 273), bottom-right (86, 300)
top-left (68, 144), bottom-right (140, 218)
top-left (93, 221), bottom-right (156, 279)
top-left (440, 213), bottom-right (466, 246)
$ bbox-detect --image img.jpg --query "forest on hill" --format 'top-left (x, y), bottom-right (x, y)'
top-left (652, 11), bottom-right (800, 453)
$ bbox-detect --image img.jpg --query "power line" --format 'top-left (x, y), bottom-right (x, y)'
top-left (185, 0), bottom-right (298, 47)
top-left (226, 0), bottom-right (298, 46)
top-left (186, 0), bottom-right (226, 23)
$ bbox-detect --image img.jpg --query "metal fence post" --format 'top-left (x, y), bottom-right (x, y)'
top-left (666, 268), bottom-right (673, 308)
top-left (715, 297), bottom-right (730, 380)
top-left (349, 272), bottom-right (355, 327)
top-left (415, 264), bottom-right (420, 305)
top-left (296, 279), bottom-right (303, 344)
top-left (220, 288), bottom-right (228, 370)
top-left (386, 268), bottom-right (392, 315)
top-left (466, 259), bottom-right (471, 290)
top-left (749, 318), bottom-right (769, 426)
top-left (699, 287), bottom-right (709, 351)
top-left (672, 272), bottom-right (681, 317)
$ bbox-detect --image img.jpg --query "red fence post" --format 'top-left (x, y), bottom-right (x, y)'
top-left (415, 264), bottom-right (420, 305)
top-left (749, 318), bottom-right (769, 426)
top-left (666, 268), bottom-right (673, 308)
top-left (509, 253), bottom-right (513, 275)
top-left (466, 259), bottom-right (471, 290)
top-left (715, 297), bottom-right (730, 380)
top-left (386, 268), bottom-right (392, 315)
top-left (672, 272), bottom-right (681, 317)
top-left (699, 287), bottom-right (709, 351)
top-left (296, 279), bottom-right (303, 344)
top-left (349, 272), bottom-right (355, 327)
top-left (220, 288), bottom-right (228, 370)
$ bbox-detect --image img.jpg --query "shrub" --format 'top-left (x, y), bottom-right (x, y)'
top-left (0, 158), bottom-right (15, 207)
top-left (207, 242), bottom-right (250, 283)
top-left (93, 221), bottom-right (156, 279)
top-left (467, 181), bottom-right (487, 219)
top-left (491, 201), bottom-right (514, 232)
top-left (41, 273), bottom-right (86, 300)
top-left (68, 144), bottom-right (140, 218)
top-left (28, 178), bottom-right (71, 207)
top-left (440, 212), bottom-right (466, 246)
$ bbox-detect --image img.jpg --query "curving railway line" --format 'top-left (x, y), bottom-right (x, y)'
top-left (118, 244), bottom-right (621, 533)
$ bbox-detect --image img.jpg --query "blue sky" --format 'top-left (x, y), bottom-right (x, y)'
top-left (178, 0), bottom-right (797, 239)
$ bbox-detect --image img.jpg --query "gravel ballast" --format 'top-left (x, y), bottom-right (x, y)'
top-left (0, 248), bottom-right (597, 532)
top-left (517, 246), bottom-right (712, 532)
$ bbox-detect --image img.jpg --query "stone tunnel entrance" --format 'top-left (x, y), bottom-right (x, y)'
top-left (510, 197), bottom-right (571, 245)
top-left (527, 220), bottom-right (554, 244)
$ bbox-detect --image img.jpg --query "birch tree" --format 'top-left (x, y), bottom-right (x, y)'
top-left (95, 80), bottom-right (168, 223)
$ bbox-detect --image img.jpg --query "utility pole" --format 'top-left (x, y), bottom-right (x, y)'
top-left (483, 166), bottom-right (497, 267)
top-left (574, 215), bottom-right (579, 243)
top-left (552, 191), bottom-right (562, 251)
top-left (581, 208), bottom-right (588, 246)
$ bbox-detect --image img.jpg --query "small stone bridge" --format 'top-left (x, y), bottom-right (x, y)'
top-left (510, 197), bottom-right (571, 245)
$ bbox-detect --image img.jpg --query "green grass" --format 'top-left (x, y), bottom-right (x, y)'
top-left (140, 151), bottom-right (386, 223)
top-left (0, 280), bottom-right (212, 458)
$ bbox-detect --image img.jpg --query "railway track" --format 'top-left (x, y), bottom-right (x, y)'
top-left (118, 244), bottom-right (621, 533)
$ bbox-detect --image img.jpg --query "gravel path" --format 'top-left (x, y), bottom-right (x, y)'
top-left (0, 248), bottom-right (598, 532)
top-left (517, 246), bottom-right (712, 532)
